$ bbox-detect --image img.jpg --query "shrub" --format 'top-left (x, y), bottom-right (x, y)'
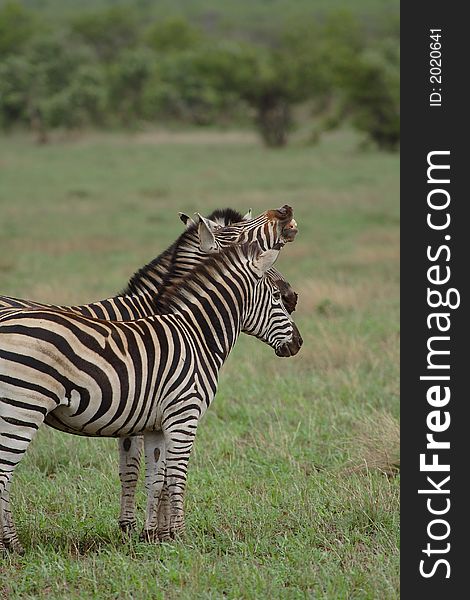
top-left (342, 40), bottom-right (400, 150)
top-left (0, 1), bottom-right (36, 56)
top-left (70, 6), bottom-right (139, 62)
top-left (145, 17), bottom-right (201, 53)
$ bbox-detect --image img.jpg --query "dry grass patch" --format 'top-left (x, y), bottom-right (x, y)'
top-left (16, 281), bottom-right (81, 305)
top-left (31, 236), bottom-right (125, 257)
top-left (294, 323), bottom-right (378, 372)
top-left (297, 277), bottom-right (396, 315)
top-left (344, 410), bottom-right (400, 476)
top-left (353, 228), bottom-right (400, 267)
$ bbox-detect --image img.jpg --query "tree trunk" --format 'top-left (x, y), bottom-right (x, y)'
top-left (29, 106), bottom-right (49, 145)
top-left (256, 97), bottom-right (291, 147)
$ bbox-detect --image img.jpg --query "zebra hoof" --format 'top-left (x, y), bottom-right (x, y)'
top-left (139, 529), bottom-right (159, 543)
top-left (4, 538), bottom-right (25, 555)
top-left (157, 530), bottom-right (171, 542)
top-left (168, 527), bottom-right (185, 541)
top-left (119, 520), bottom-right (136, 536)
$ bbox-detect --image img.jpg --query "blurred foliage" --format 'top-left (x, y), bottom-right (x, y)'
top-left (145, 17), bottom-right (202, 53)
top-left (70, 6), bottom-right (139, 62)
top-left (342, 40), bottom-right (400, 150)
top-left (0, 1), bottom-right (36, 55)
top-left (0, 1), bottom-right (399, 149)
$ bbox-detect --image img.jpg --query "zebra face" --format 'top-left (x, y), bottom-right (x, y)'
top-left (266, 268), bottom-right (298, 315)
top-left (196, 204), bottom-right (298, 255)
top-left (242, 247), bottom-right (303, 358)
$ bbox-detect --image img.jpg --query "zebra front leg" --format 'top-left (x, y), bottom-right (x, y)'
top-left (118, 435), bottom-right (143, 535)
top-left (140, 430), bottom-right (166, 543)
top-left (164, 411), bottom-right (200, 540)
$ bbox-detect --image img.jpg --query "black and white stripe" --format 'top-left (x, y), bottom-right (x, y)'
top-left (0, 206), bottom-right (299, 537)
top-left (0, 242), bottom-right (302, 552)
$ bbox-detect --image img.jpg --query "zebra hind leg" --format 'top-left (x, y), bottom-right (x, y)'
top-left (0, 492), bottom-right (5, 555)
top-left (1, 396), bottom-right (52, 554)
top-left (140, 431), bottom-right (166, 543)
top-left (156, 480), bottom-right (171, 542)
top-left (118, 435), bottom-right (143, 535)
top-left (1, 478), bottom-right (24, 554)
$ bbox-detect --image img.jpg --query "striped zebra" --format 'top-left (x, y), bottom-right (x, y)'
top-left (0, 241), bottom-right (302, 552)
top-left (0, 206), bottom-right (298, 547)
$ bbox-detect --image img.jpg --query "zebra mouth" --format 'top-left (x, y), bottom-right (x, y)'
top-left (275, 328), bottom-right (303, 357)
top-left (281, 219), bottom-right (298, 243)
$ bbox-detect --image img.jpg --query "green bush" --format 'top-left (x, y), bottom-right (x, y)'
top-left (0, 1), bottom-right (36, 56)
top-left (70, 6), bottom-right (139, 62)
top-left (342, 39), bottom-right (400, 150)
top-left (108, 48), bottom-right (155, 125)
top-left (143, 45), bottom-right (248, 126)
top-left (0, 7), bottom-right (399, 148)
top-left (0, 55), bottom-right (35, 128)
top-left (43, 64), bottom-right (107, 129)
top-left (145, 17), bottom-right (201, 53)
top-left (0, 36), bottom-right (107, 140)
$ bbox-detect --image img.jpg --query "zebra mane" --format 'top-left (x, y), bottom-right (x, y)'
top-left (151, 243), bottom-right (253, 313)
top-left (205, 208), bottom-right (244, 226)
top-left (122, 208), bottom-right (244, 296)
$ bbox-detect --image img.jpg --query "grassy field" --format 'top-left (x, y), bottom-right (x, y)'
top-left (0, 129), bottom-right (399, 598)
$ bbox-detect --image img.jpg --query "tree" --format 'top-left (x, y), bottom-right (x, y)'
top-left (142, 44), bottom-right (247, 126)
top-left (43, 64), bottom-right (107, 130)
top-left (342, 40), bottom-right (400, 150)
top-left (0, 36), bottom-right (107, 141)
top-left (70, 6), bottom-right (139, 62)
top-left (0, 1), bottom-right (36, 56)
top-left (109, 48), bottom-right (155, 125)
top-left (145, 17), bottom-right (201, 52)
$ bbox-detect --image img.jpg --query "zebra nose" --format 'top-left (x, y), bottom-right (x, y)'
top-left (282, 219), bottom-right (298, 242)
top-left (290, 324), bottom-right (303, 353)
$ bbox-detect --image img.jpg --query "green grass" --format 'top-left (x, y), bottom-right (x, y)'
top-left (0, 128), bottom-right (399, 598)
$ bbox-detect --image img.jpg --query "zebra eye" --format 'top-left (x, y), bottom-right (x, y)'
top-left (273, 290), bottom-right (282, 301)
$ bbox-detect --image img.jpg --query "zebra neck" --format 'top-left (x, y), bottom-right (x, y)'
top-left (171, 294), bottom-right (243, 364)
top-left (124, 229), bottom-right (200, 298)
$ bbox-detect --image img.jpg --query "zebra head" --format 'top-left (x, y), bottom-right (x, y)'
top-left (242, 243), bottom-right (303, 358)
top-left (174, 207), bottom-right (299, 314)
top-left (194, 204), bottom-right (298, 253)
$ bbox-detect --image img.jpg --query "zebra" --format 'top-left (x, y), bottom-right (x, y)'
top-left (0, 205), bottom-right (298, 320)
top-left (0, 241), bottom-right (303, 552)
top-left (0, 206), bottom-right (299, 544)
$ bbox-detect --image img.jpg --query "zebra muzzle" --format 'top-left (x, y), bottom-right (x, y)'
top-left (266, 205), bottom-right (298, 243)
top-left (275, 325), bottom-right (303, 357)
top-left (281, 218), bottom-right (298, 243)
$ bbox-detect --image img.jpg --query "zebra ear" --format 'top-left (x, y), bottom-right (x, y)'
top-left (179, 213), bottom-right (196, 229)
top-left (243, 208), bottom-right (253, 220)
top-left (252, 248), bottom-right (280, 276)
top-left (195, 213), bottom-right (220, 232)
top-left (197, 217), bottom-right (219, 253)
